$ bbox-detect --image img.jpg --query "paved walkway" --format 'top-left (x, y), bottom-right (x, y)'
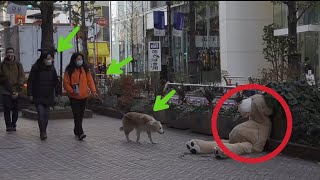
top-left (0, 113), bottom-right (319, 180)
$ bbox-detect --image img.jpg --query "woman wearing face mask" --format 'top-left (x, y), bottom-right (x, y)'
top-left (63, 53), bottom-right (98, 141)
top-left (27, 51), bottom-right (61, 140)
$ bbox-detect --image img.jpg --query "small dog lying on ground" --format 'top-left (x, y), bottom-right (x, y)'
top-left (120, 112), bottom-right (164, 144)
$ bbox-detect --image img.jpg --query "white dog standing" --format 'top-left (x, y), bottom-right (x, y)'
top-left (120, 112), bottom-right (164, 144)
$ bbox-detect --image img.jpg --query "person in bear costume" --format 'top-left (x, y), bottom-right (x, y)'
top-left (186, 94), bottom-right (273, 159)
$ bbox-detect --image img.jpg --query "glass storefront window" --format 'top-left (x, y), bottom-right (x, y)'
top-left (298, 32), bottom-right (320, 86)
top-left (273, 3), bottom-right (288, 28)
top-left (274, 2), bottom-right (320, 27)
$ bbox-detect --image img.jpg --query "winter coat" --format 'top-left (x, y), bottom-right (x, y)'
top-left (0, 58), bottom-right (25, 95)
top-left (27, 63), bottom-right (60, 105)
top-left (63, 67), bottom-right (96, 100)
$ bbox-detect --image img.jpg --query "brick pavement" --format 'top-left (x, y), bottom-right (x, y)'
top-left (0, 112), bottom-right (319, 180)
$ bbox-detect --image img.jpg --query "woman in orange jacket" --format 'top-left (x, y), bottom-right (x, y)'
top-left (63, 53), bottom-right (98, 141)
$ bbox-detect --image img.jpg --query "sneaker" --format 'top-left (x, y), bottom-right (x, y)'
top-left (78, 134), bottom-right (86, 141)
top-left (40, 133), bottom-right (47, 141)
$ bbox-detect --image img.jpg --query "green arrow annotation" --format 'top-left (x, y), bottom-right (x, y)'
top-left (107, 56), bottom-right (133, 75)
top-left (57, 26), bottom-right (81, 53)
top-left (153, 90), bottom-right (176, 112)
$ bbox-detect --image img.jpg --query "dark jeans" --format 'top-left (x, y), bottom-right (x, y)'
top-left (70, 98), bottom-right (87, 136)
top-left (2, 94), bottom-right (19, 128)
top-left (35, 104), bottom-right (49, 133)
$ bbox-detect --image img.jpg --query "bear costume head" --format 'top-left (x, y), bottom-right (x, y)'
top-left (238, 94), bottom-right (273, 123)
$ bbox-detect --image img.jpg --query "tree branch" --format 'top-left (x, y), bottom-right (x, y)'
top-left (296, 3), bottom-right (314, 22)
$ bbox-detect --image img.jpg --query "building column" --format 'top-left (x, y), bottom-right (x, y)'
top-left (219, 1), bottom-right (273, 83)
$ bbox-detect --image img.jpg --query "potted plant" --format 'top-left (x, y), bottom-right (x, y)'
top-left (103, 76), bottom-right (120, 108)
top-left (189, 84), bottom-right (218, 135)
top-left (165, 84), bottom-right (191, 129)
top-left (116, 75), bottom-right (141, 112)
top-left (263, 80), bottom-right (320, 161)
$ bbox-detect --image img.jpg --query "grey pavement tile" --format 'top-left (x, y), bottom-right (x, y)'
top-left (0, 113), bottom-right (319, 180)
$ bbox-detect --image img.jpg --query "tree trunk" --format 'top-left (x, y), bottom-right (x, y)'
top-left (81, 1), bottom-right (89, 61)
top-left (40, 2), bottom-right (55, 50)
top-left (287, 1), bottom-right (300, 80)
top-left (131, 1), bottom-right (135, 77)
top-left (188, 1), bottom-right (198, 84)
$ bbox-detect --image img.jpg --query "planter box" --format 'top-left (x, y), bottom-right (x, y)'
top-left (266, 139), bottom-right (320, 161)
top-left (18, 96), bottom-right (33, 110)
top-left (150, 110), bottom-right (167, 124)
top-left (102, 95), bottom-right (118, 108)
top-left (190, 112), bottom-right (212, 135)
top-left (190, 113), bottom-right (248, 137)
top-left (87, 105), bottom-right (123, 119)
top-left (21, 108), bottom-right (93, 120)
top-left (166, 110), bottom-right (191, 130)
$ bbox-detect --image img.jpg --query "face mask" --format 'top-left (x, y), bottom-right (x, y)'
top-left (238, 98), bottom-right (252, 118)
top-left (44, 59), bottom-right (53, 66)
top-left (76, 60), bottom-right (83, 67)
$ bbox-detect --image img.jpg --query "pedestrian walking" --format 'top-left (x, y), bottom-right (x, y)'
top-left (27, 50), bottom-right (61, 140)
top-left (63, 53), bottom-right (98, 141)
top-left (0, 47), bottom-right (25, 132)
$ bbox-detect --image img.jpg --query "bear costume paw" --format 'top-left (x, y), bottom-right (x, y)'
top-left (186, 140), bottom-right (201, 154)
top-left (213, 146), bottom-right (228, 159)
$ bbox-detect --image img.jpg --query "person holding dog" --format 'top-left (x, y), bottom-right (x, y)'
top-left (63, 53), bottom-right (98, 141)
top-left (27, 50), bottom-right (61, 140)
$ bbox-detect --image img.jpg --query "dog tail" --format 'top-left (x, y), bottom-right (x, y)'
top-left (119, 126), bottom-right (124, 131)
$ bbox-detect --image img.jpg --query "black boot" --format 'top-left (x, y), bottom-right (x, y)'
top-left (6, 126), bottom-right (16, 132)
top-left (78, 134), bottom-right (86, 141)
top-left (40, 132), bottom-right (47, 140)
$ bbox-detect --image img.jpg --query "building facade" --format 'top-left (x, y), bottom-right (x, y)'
top-left (0, 1), bottom-right (110, 68)
top-left (273, 3), bottom-right (320, 85)
top-left (111, 1), bottom-right (274, 84)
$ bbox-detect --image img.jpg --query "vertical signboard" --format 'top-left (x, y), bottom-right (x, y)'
top-left (148, 41), bottom-right (161, 71)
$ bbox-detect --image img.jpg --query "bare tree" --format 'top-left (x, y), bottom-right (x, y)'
top-left (70, 1), bottom-right (96, 62)
top-left (114, 1), bottom-right (145, 75)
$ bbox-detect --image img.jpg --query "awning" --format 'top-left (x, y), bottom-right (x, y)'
top-left (88, 42), bottom-right (110, 57)
top-left (274, 24), bottom-right (320, 36)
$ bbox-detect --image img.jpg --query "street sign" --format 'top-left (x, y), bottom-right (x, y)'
top-left (7, 3), bottom-right (27, 15)
top-left (148, 41), bottom-right (161, 72)
top-left (98, 17), bottom-right (108, 27)
top-left (15, 15), bottom-right (26, 25)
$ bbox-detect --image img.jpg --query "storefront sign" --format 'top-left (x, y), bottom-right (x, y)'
top-left (195, 36), bottom-right (219, 48)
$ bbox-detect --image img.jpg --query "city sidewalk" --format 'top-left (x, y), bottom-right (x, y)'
top-left (0, 113), bottom-right (319, 180)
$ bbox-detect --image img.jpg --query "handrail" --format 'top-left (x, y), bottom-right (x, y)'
top-left (162, 82), bottom-right (236, 93)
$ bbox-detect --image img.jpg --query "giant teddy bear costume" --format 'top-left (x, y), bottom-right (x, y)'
top-left (186, 94), bottom-right (273, 159)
